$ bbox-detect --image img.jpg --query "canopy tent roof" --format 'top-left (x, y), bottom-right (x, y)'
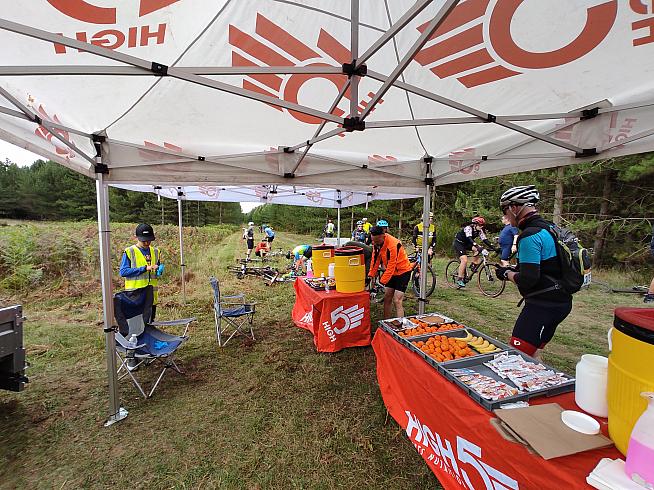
top-left (1, 1), bottom-right (654, 194)
top-left (113, 184), bottom-right (421, 208)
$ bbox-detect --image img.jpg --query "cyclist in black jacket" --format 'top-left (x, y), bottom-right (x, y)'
top-left (452, 216), bottom-right (494, 288)
top-left (495, 185), bottom-right (572, 358)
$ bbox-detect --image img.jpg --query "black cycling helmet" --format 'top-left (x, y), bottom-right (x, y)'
top-left (499, 185), bottom-right (540, 209)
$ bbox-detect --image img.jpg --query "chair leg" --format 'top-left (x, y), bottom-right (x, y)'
top-left (215, 309), bottom-right (223, 346)
top-left (249, 314), bottom-right (255, 341)
top-left (149, 367), bottom-right (168, 398)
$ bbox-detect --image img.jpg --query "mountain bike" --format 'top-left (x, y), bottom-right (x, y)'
top-left (444, 248), bottom-right (506, 297)
top-left (408, 250), bottom-right (436, 298)
top-left (368, 249), bottom-right (436, 300)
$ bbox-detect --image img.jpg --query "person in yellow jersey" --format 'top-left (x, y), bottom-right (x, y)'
top-left (119, 223), bottom-right (163, 322)
top-left (412, 212), bottom-right (436, 261)
top-left (361, 217), bottom-right (372, 234)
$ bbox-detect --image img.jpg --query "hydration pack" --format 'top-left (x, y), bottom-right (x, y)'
top-left (540, 223), bottom-right (592, 295)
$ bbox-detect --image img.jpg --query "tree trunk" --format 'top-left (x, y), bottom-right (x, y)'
top-left (592, 170), bottom-right (615, 263)
top-left (218, 202), bottom-right (222, 224)
top-left (399, 199), bottom-right (403, 236)
top-left (553, 166), bottom-right (564, 226)
top-left (351, 208), bottom-right (354, 234)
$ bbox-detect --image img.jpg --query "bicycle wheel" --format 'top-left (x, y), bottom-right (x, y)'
top-left (444, 260), bottom-right (462, 289)
top-left (477, 264), bottom-right (505, 297)
top-left (412, 264), bottom-right (436, 297)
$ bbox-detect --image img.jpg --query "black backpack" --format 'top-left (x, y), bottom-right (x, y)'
top-left (547, 224), bottom-right (592, 294)
top-left (522, 220), bottom-right (592, 300)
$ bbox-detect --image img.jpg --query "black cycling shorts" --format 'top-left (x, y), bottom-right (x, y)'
top-left (267, 236), bottom-right (275, 243)
top-left (384, 270), bottom-right (412, 293)
top-left (510, 301), bottom-right (572, 355)
top-left (246, 239), bottom-right (254, 249)
top-left (452, 239), bottom-right (470, 257)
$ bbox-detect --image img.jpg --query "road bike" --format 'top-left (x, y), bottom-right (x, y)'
top-left (444, 248), bottom-right (506, 297)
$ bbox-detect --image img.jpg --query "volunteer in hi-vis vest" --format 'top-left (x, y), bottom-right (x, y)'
top-left (412, 212), bottom-right (436, 260)
top-left (120, 223), bottom-right (162, 322)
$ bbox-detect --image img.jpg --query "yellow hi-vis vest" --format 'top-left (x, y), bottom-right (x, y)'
top-left (124, 245), bottom-right (160, 304)
top-left (362, 222), bottom-right (372, 233)
top-left (416, 222), bottom-right (435, 247)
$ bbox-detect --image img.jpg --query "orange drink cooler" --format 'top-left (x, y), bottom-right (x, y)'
top-left (334, 246), bottom-right (365, 293)
top-left (607, 308), bottom-right (654, 455)
top-left (312, 244), bottom-right (334, 278)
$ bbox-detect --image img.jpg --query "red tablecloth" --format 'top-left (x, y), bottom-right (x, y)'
top-left (292, 279), bottom-right (371, 352)
top-left (372, 328), bottom-right (622, 490)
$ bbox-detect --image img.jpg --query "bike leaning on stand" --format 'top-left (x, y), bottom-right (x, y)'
top-left (444, 248), bottom-right (506, 297)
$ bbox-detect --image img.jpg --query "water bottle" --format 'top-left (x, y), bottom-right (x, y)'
top-left (328, 262), bottom-right (335, 279)
top-left (128, 334), bottom-right (138, 349)
top-left (625, 392), bottom-right (654, 487)
top-left (306, 259), bottom-right (314, 278)
top-left (322, 273), bottom-right (328, 292)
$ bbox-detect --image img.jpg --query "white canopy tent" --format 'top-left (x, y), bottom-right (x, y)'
top-left (2, 0), bottom-right (654, 424)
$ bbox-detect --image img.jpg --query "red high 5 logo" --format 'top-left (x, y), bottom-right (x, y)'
top-left (414, 0), bottom-right (619, 87)
top-left (229, 14), bottom-right (383, 126)
top-left (33, 104), bottom-right (76, 160)
top-left (46, 0), bottom-right (179, 24)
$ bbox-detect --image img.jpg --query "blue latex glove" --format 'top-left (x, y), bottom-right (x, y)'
top-left (156, 263), bottom-right (165, 277)
top-left (153, 340), bottom-right (168, 350)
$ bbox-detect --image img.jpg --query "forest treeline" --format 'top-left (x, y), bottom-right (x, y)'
top-left (248, 157), bottom-right (654, 266)
top-left (0, 159), bottom-right (243, 226)
top-left (1, 156), bottom-right (653, 266)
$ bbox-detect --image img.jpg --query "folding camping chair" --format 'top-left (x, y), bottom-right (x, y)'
top-left (210, 276), bottom-right (256, 347)
top-left (113, 286), bottom-right (196, 398)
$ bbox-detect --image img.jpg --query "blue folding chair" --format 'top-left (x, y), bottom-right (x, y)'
top-left (113, 286), bottom-right (195, 398)
top-left (210, 276), bottom-right (256, 346)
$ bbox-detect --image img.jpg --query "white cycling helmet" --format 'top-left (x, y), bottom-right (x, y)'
top-left (499, 185), bottom-right (540, 209)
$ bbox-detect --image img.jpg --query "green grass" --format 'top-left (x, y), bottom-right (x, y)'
top-left (0, 225), bottom-right (650, 489)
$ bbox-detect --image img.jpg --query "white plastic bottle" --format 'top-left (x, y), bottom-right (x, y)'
top-left (306, 259), bottom-right (314, 278)
top-left (575, 354), bottom-right (609, 417)
top-left (328, 262), bottom-right (335, 278)
top-left (128, 334), bottom-right (138, 349)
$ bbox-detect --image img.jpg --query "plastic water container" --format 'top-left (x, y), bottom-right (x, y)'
top-left (575, 354), bottom-right (609, 417)
top-left (328, 262), bottom-right (335, 278)
top-left (607, 308), bottom-right (654, 455)
top-left (312, 245), bottom-right (334, 279)
top-left (306, 259), bottom-right (314, 278)
top-left (334, 246), bottom-right (365, 293)
top-left (128, 334), bottom-right (138, 349)
top-left (625, 392), bottom-right (654, 488)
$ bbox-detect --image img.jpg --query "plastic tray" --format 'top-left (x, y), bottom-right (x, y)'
top-left (441, 351), bottom-right (575, 411)
top-left (378, 320), bottom-right (575, 411)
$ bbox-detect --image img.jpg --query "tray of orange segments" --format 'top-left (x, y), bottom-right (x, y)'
top-left (403, 328), bottom-right (510, 367)
top-left (397, 319), bottom-right (466, 338)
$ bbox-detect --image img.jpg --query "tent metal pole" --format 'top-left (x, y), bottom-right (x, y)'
top-left (350, 0), bottom-right (360, 118)
top-left (337, 191), bottom-right (342, 244)
top-left (96, 173), bottom-right (127, 427)
top-left (177, 191), bottom-right (186, 304)
top-left (361, 0), bottom-right (460, 120)
top-left (419, 184), bottom-right (431, 315)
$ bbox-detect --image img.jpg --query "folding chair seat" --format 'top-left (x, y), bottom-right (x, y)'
top-left (210, 276), bottom-right (256, 347)
top-left (113, 286), bottom-right (195, 398)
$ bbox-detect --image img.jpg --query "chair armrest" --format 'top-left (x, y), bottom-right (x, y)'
top-left (151, 317), bottom-right (196, 337)
top-left (151, 318), bottom-right (196, 327)
top-left (222, 294), bottom-right (244, 300)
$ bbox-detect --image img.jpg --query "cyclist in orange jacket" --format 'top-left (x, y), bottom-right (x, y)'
top-left (368, 226), bottom-right (414, 319)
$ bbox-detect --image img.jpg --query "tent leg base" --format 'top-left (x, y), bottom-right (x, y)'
top-left (104, 407), bottom-right (128, 427)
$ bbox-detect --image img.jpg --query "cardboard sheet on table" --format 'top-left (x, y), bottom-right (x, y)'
top-left (494, 403), bottom-right (613, 460)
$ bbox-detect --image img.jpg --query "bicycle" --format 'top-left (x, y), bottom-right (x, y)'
top-left (228, 263), bottom-right (281, 285)
top-left (408, 249), bottom-right (436, 298)
top-left (444, 248), bottom-right (506, 297)
top-left (368, 249), bottom-right (436, 301)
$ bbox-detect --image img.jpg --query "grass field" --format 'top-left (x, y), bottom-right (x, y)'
top-left (0, 225), bottom-right (649, 489)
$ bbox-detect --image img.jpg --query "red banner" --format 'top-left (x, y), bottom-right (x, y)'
top-left (292, 279), bottom-right (371, 352)
top-left (372, 329), bottom-right (621, 489)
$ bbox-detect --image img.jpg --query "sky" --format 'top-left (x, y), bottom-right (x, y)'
top-left (1, 140), bottom-right (260, 214)
top-left (1, 140), bottom-right (41, 167)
